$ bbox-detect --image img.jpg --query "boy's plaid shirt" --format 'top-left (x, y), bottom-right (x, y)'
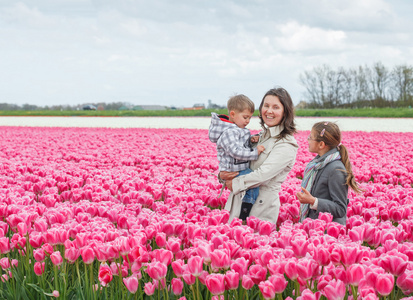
top-left (209, 113), bottom-right (258, 172)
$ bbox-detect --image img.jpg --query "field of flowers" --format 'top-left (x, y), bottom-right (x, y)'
top-left (0, 126), bottom-right (412, 300)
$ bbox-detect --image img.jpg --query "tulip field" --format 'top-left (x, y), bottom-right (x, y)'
top-left (0, 126), bottom-right (413, 300)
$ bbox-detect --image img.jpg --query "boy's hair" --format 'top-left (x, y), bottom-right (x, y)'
top-left (227, 94), bottom-right (255, 113)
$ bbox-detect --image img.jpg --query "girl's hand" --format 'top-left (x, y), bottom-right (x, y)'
top-left (296, 187), bottom-right (316, 205)
top-left (219, 171), bottom-right (239, 181)
top-left (226, 179), bottom-right (233, 191)
top-left (250, 135), bottom-right (259, 143)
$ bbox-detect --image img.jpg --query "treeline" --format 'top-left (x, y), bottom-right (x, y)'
top-left (299, 62), bottom-right (413, 108)
top-left (0, 102), bottom-right (130, 111)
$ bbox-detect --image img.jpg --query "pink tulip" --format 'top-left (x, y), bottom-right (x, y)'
top-left (182, 271), bottom-right (196, 285)
top-left (196, 241), bottom-right (213, 263)
top-left (268, 274), bottom-right (288, 294)
top-left (50, 251), bottom-right (63, 267)
top-left (52, 290), bottom-right (59, 298)
top-left (323, 279), bottom-right (346, 300)
top-left (42, 243), bottom-right (54, 255)
top-left (258, 280), bottom-right (276, 300)
top-left (375, 273), bottom-right (394, 297)
top-left (64, 247), bottom-right (80, 264)
top-left (210, 249), bottom-right (230, 271)
top-left (155, 233), bottom-right (166, 248)
top-left (188, 256), bottom-right (204, 277)
top-left (144, 281), bottom-right (156, 295)
top-left (340, 245), bottom-right (361, 266)
top-left (34, 262), bottom-right (45, 276)
top-left (284, 258), bottom-right (299, 280)
top-left (291, 236), bottom-right (309, 258)
top-left (347, 264), bottom-right (365, 286)
top-left (29, 232), bottom-right (43, 248)
top-left (166, 237), bottom-right (181, 254)
top-left (313, 245), bottom-right (331, 266)
top-left (242, 275), bottom-right (254, 290)
top-left (248, 264), bottom-right (267, 284)
top-left (98, 264), bottom-right (113, 287)
top-left (198, 270), bottom-right (209, 285)
top-left (206, 274), bottom-right (225, 295)
top-left (0, 237), bottom-right (11, 254)
top-left (123, 275), bottom-right (139, 294)
top-left (258, 221), bottom-right (273, 235)
top-left (171, 259), bottom-right (185, 278)
top-left (0, 258), bottom-right (10, 270)
top-left (146, 261), bottom-right (167, 280)
top-left (297, 289), bottom-right (319, 300)
top-left (231, 257), bottom-right (249, 277)
top-left (81, 246), bottom-right (95, 265)
top-left (171, 278), bottom-right (183, 295)
top-left (396, 271), bottom-right (413, 294)
top-left (296, 258), bottom-right (319, 281)
top-left (224, 270), bottom-right (239, 290)
top-left (379, 254), bottom-right (408, 277)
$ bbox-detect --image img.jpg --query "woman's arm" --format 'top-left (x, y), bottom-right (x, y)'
top-left (231, 141), bottom-right (297, 195)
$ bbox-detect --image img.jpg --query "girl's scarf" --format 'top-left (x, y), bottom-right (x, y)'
top-left (299, 151), bottom-right (341, 222)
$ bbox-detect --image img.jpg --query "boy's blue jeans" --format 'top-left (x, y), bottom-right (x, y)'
top-left (237, 168), bottom-right (259, 204)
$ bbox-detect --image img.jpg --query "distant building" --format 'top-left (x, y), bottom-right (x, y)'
top-left (193, 103), bottom-right (205, 109)
top-left (207, 99), bottom-right (225, 109)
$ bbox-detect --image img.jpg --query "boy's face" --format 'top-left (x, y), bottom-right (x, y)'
top-left (229, 109), bottom-right (253, 128)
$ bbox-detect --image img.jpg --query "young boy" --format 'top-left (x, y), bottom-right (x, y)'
top-left (209, 94), bottom-right (265, 221)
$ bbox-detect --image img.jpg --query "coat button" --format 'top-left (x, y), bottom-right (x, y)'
top-left (259, 200), bottom-right (263, 204)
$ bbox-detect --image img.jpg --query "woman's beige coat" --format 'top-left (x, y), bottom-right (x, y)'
top-left (224, 125), bottom-right (298, 224)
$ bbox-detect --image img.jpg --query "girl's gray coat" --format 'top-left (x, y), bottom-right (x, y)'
top-left (305, 148), bottom-right (349, 225)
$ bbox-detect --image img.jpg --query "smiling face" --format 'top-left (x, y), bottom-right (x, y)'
top-left (260, 95), bottom-right (284, 127)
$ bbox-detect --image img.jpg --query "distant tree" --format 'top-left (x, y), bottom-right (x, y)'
top-left (368, 62), bottom-right (390, 107)
top-left (391, 64), bottom-right (413, 107)
top-left (0, 103), bottom-right (21, 110)
top-left (299, 61), bottom-right (412, 108)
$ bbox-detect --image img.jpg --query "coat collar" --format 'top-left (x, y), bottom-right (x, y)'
top-left (267, 124), bottom-right (284, 137)
top-left (261, 124), bottom-right (284, 141)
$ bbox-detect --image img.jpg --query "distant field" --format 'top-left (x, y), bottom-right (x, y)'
top-left (0, 107), bottom-right (412, 118)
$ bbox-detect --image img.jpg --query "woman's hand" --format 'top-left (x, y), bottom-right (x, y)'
top-left (219, 171), bottom-right (238, 181)
top-left (296, 187), bottom-right (316, 205)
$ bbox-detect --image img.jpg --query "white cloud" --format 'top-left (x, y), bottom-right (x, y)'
top-left (276, 21), bottom-right (347, 52)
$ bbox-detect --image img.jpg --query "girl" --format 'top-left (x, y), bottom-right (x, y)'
top-left (296, 122), bottom-right (361, 225)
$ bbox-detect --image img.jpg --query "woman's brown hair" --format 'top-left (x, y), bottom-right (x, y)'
top-left (258, 87), bottom-right (297, 139)
top-left (312, 121), bottom-right (362, 193)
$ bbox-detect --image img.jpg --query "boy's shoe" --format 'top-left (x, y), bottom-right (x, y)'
top-left (239, 202), bottom-right (253, 221)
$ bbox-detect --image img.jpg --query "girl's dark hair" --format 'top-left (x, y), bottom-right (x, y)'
top-left (258, 87), bottom-right (297, 139)
top-left (312, 121), bottom-right (362, 193)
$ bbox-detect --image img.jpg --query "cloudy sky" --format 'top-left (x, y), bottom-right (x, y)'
top-left (1, 0), bottom-right (412, 108)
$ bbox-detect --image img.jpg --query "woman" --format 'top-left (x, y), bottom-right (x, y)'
top-left (296, 122), bottom-right (362, 225)
top-left (220, 87), bottom-right (298, 224)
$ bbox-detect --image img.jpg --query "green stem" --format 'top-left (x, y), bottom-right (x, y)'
top-left (295, 280), bottom-right (300, 298)
top-left (89, 264), bottom-right (94, 300)
top-left (54, 266), bottom-right (59, 292)
top-left (84, 262), bottom-right (89, 299)
top-left (196, 277), bottom-right (200, 300)
top-left (191, 285), bottom-right (196, 300)
top-left (351, 285), bottom-right (358, 300)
